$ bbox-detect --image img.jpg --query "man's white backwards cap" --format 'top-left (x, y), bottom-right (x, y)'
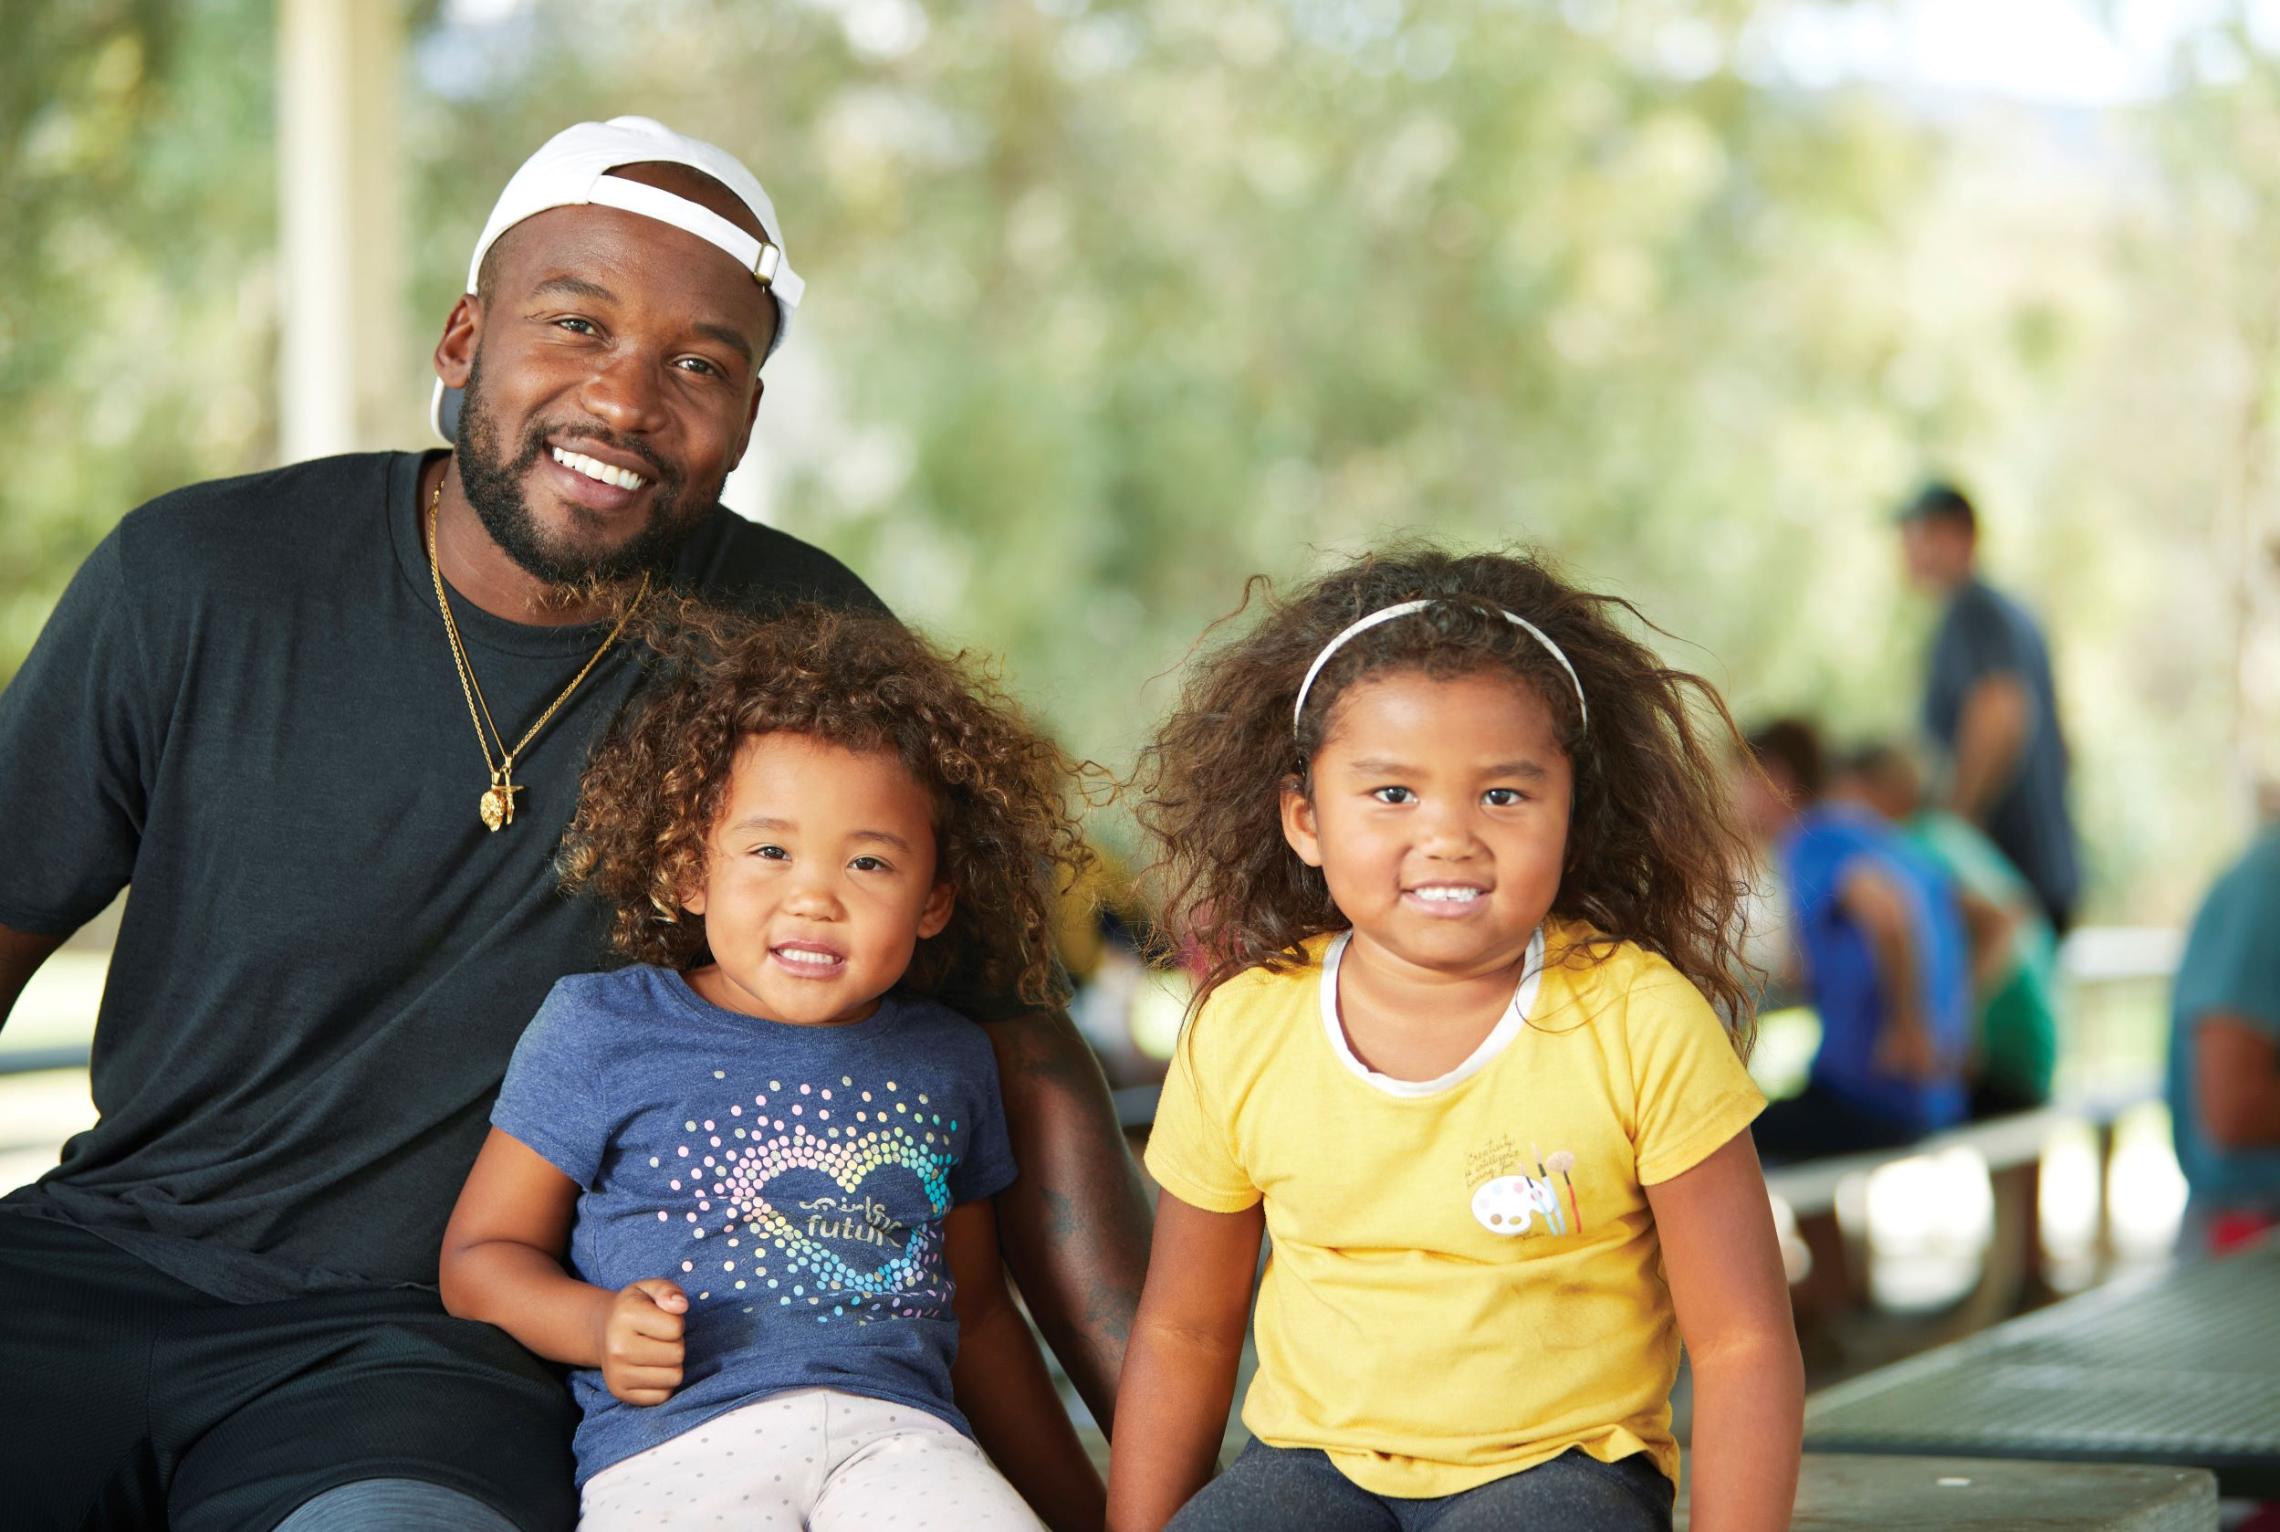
top-left (431, 115), bottom-right (803, 444)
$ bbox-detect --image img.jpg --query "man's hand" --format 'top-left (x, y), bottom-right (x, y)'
top-left (598, 1279), bottom-right (688, 1405)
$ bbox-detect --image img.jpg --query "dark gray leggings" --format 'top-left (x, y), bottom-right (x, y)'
top-left (1167, 1442), bottom-right (1674, 1532)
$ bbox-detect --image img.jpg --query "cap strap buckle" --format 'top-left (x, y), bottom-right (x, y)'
top-left (586, 174), bottom-right (781, 289)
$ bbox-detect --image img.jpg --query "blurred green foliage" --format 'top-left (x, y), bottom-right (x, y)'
top-left (3, 0), bottom-right (2271, 920)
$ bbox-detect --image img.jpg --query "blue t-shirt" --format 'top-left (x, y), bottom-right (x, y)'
top-left (491, 965), bottom-right (1018, 1483)
top-left (1779, 805), bottom-right (1970, 1132)
top-left (2166, 829), bottom-right (2280, 1217)
top-left (1924, 577), bottom-right (2079, 924)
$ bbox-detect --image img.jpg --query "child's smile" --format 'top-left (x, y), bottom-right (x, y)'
top-left (1403, 880), bottom-right (1491, 914)
top-left (1283, 669), bottom-right (1571, 987)
top-left (681, 734), bottom-right (955, 1026)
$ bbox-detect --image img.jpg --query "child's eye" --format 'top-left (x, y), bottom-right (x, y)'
top-left (753, 844), bottom-right (789, 861)
top-left (849, 855), bottom-right (892, 873)
top-left (1483, 788), bottom-right (1526, 807)
top-left (1371, 786), bottom-right (1416, 805)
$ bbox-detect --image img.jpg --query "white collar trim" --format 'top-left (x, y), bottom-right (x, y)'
top-left (1317, 926), bottom-right (1545, 1098)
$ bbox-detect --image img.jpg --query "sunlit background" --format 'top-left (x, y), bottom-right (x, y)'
top-left (6, 0), bottom-right (2278, 1378)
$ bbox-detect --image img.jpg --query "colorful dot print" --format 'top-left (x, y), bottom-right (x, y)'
top-left (662, 1074), bottom-right (957, 1325)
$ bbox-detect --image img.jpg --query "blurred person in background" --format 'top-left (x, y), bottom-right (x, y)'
top-left (2167, 822), bottom-right (2280, 1256)
top-left (1053, 837), bottom-right (1162, 1089)
top-left (1738, 720), bottom-right (1971, 1161)
top-left (0, 117), bottom-right (1144, 1531)
top-left (1898, 480), bottom-right (2082, 935)
top-left (1836, 741), bottom-right (2059, 1119)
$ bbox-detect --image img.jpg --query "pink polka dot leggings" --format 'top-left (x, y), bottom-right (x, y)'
top-left (576, 1387), bottom-right (1047, 1531)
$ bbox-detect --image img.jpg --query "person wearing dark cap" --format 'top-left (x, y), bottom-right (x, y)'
top-left (0, 117), bottom-right (1144, 1530)
top-left (1899, 480), bottom-right (2082, 934)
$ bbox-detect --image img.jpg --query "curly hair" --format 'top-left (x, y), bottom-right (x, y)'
top-left (560, 598), bottom-right (1090, 1012)
top-left (1134, 544), bottom-right (1757, 1047)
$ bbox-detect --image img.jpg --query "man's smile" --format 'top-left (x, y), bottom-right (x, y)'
top-left (548, 443), bottom-right (650, 492)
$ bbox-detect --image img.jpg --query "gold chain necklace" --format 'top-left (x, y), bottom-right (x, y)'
top-left (426, 475), bottom-right (650, 831)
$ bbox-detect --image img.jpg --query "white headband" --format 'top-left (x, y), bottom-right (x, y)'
top-left (1291, 599), bottom-right (1589, 734)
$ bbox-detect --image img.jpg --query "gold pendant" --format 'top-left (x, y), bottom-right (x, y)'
top-left (480, 773), bottom-right (523, 832)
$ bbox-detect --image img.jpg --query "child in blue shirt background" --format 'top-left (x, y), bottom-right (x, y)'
top-left (1737, 718), bottom-right (1971, 1160)
top-left (2167, 824), bottom-right (2280, 1254)
top-left (441, 603), bottom-right (1103, 1531)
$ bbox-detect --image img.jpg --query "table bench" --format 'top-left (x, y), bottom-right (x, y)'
top-left (1676, 1454), bottom-right (2216, 1530)
top-left (1765, 1087), bottom-right (2153, 1335)
top-left (1801, 1242), bottom-right (2280, 1499)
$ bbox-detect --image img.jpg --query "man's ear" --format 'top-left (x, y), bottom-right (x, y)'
top-left (917, 881), bottom-right (955, 940)
top-left (726, 377), bottom-right (765, 475)
top-left (1279, 777), bottom-right (1324, 868)
top-left (434, 294), bottom-right (481, 390)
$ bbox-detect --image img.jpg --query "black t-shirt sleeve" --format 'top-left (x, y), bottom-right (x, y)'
top-left (688, 517), bottom-right (894, 622)
top-left (0, 529), bottom-right (161, 934)
top-left (1949, 585), bottom-right (2030, 686)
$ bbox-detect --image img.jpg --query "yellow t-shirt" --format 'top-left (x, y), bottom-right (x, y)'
top-left (1144, 921), bottom-right (1764, 1498)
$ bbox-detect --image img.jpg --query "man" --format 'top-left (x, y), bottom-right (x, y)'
top-left (0, 118), bottom-right (1145, 1529)
top-left (1899, 479), bottom-right (2082, 933)
top-left (1738, 720), bottom-right (1971, 1161)
top-left (2168, 824), bottom-right (2280, 1256)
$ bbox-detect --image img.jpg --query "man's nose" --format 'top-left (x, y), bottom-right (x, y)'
top-left (579, 348), bottom-right (670, 437)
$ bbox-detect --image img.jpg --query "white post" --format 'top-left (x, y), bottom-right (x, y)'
top-left (276, 0), bottom-right (405, 463)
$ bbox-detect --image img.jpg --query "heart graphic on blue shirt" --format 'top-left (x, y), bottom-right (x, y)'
top-left (753, 1163), bottom-right (933, 1276)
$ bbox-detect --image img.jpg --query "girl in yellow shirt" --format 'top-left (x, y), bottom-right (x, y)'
top-left (1109, 547), bottom-right (1802, 1532)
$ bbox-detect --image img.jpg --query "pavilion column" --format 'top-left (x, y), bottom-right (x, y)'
top-left (276, 0), bottom-right (406, 463)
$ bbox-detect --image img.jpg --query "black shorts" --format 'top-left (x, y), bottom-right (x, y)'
top-left (0, 1215), bottom-right (578, 1531)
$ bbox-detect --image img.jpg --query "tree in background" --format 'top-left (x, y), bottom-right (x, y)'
top-left (0, 0), bottom-right (2265, 920)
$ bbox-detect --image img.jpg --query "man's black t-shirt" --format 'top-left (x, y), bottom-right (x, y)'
top-left (1923, 575), bottom-right (2080, 928)
top-left (0, 451), bottom-right (883, 1301)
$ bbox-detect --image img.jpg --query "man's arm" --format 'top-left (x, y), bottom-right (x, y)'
top-left (947, 1200), bottom-right (1107, 1532)
top-left (0, 924), bottom-right (67, 1033)
top-left (1945, 673), bottom-right (2031, 825)
top-left (986, 1008), bottom-right (1151, 1436)
top-left (2193, 1013), bottom-right (2280, 1149)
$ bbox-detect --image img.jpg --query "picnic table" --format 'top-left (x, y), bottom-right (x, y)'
top-left (1676, 1456), bottom-right (2215, 1531)
top-left (1803, 1241), bottom-right (2280, 1497)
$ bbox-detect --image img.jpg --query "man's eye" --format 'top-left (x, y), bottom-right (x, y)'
top-left (1483, 788), bottom-right (1525, 807)
top-left (676, 356), bottom-right (723, 378)
top-left (1371, 786), bottom-right (1415, 805)
top-left (553, 317), bottom-right (598, 335)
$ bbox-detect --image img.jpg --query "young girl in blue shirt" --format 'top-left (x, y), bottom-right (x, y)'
top-left (441, 605), bottom-right (1103, 1531)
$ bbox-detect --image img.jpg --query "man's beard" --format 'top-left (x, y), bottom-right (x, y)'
top-left (453, 354), bottom-right (717, 603)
